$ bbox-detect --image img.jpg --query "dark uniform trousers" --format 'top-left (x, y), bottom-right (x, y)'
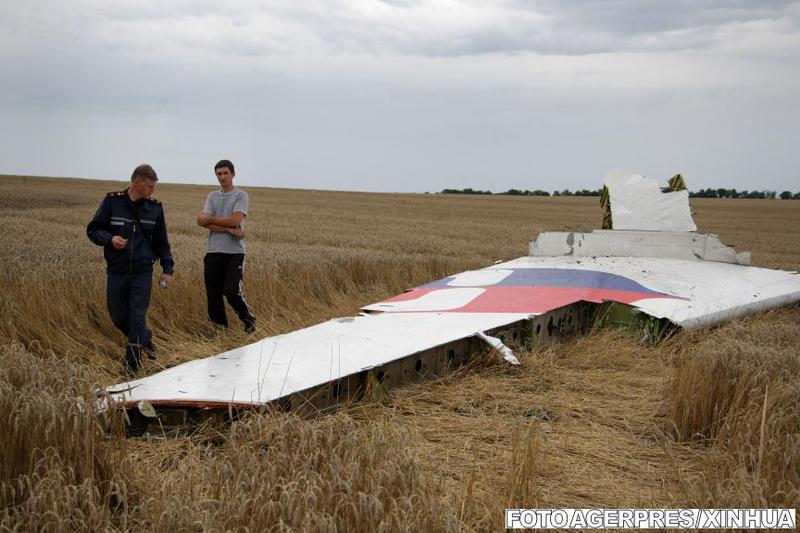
top-left (87, 189), bottom-right (173, 375)
top-left (204, 253), bottom-right (255, 327)
top-left (107, 271), bottom-right (153, 373)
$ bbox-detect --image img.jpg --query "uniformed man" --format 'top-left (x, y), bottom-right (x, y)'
top-left (87, 164), bottom-right (174, 374)
top-left (196, 159), bottom-right (256, 333)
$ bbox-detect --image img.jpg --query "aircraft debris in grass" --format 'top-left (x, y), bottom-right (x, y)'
top-left (103, 173), bottom-right (800, 433)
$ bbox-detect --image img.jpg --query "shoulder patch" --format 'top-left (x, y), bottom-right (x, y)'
top-left (106, 190), bottom-right (126, 198)
top-left (146, 197), bottom-right (163, 206)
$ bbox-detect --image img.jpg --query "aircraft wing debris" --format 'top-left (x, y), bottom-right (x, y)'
top-left (530, 230), bottom-right (752, 265)
top-left (103, 172), bottom-right (800, 429)
top-left (603, 172), bottom-right (697, 231)
top-left (106, 312), bottom-right (532, 410)
top-left (476, 331), bottom-right (520, 365)
top-left (106, 252), bottom-right (800, 413)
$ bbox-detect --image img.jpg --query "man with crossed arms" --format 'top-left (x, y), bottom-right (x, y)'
top-left (196, 159), bottom-right (256, 333)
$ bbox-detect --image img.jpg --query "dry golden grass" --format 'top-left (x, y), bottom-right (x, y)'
top-left (0, 174), bottom-right (798, 531)
top-left (667, 308), bottom-right (800, 508)
top-left (0, 343), bottom-right (131, 531)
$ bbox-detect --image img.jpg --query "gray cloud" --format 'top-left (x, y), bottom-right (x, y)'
top-left (0, 1), bottom-right (799, 192)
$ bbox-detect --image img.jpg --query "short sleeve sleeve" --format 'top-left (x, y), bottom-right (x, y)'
top-left (233, 190), bottom-right (249, 215)
top-left (203, 192), bottom-right (214, 214)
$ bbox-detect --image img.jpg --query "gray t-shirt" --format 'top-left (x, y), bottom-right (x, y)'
top-left (203, 188), bottom-right (249, 254)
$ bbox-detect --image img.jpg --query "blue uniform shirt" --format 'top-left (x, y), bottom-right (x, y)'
top-left (87, 189), bottom-right (175, 275)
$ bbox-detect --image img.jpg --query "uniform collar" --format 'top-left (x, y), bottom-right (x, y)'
top-left (124, 188), bottom-right (146, 207)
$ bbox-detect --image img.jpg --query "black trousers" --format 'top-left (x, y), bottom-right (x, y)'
top-left (107, 271), bottom-right (153, 373)
top-left (204, 253), bottom-right (255, 327)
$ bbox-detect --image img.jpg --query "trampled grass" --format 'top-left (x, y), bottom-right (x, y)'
top-left (1, 175), bottom-right (798, 531)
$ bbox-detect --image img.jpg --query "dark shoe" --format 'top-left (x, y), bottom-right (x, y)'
top-left (243, 320), bottom-right (256, 334)
top-left (125, 344), bottom-right (142, 376)
top-left (143, 342), bottom-right (157, 360)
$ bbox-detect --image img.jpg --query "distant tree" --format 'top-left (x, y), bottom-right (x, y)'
top-left (779, 191), bottom-right (793, 200)
top-left (691, 188), bottom-right (783, 199)
top-left (794, 191), bottom-right (800, 200)
top-left (748, 190), bottom-right (768, 199)
top-left (496, 188), bottom-right (552, 197)
top-left (693, 188), bottom-right (718, 198)
top-left (441, 188), bottom-right (493, 195)
top-left (572, 188), bottom-right (602, 197)
top-left (560, 189), bottom-right (573, 196)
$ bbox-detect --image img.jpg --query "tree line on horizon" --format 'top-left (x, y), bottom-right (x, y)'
top-left (439, 188), bottom-right (600, 196)
top-left (440, 187), bottom-right (800, 199)
top-left (687, 188), bottom-right (800, 199)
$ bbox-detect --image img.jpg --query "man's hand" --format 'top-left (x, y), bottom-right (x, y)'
top-left (197, 213), bottom-right (213, 226)
top-left (229, 227), bottom-right (245, 240)
top-left (159, 273), bottom-right (173, 289)
top-left (111, 236), bottom-right (128, 250)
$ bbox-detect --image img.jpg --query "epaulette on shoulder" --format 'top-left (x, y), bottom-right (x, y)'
top-left (146, 197), bottom-right (163, 206)
top-left (106, 190), bottom-right (126, 198)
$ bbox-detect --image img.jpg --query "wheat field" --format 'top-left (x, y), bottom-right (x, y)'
top-left (1, 174), bottom-right (798, 531)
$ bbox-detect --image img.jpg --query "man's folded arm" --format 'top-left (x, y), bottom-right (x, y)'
top-left (206, 224), bottom-right (234, 234)
top-left (201, 212), bottom-right (245, 227)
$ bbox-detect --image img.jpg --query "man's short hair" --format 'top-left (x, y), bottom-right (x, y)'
top-left (131, 164), bottom-right (158, 182)
top-left (214, 159), bottom-right (235, 175)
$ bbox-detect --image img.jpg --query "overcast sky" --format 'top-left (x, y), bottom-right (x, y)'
top-left (1, 1), bottom-right (798, 192)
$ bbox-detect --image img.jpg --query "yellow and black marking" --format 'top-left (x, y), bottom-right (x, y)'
top-left (600, 185), bottom-right (612, 229)
top-left (668, 174), bottom-right (687, 191)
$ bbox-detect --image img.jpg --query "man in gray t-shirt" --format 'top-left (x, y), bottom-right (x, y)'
top-left (204, 188), bottom-right (248, 254)
top-left (196, 159), bottom-right (256, 333)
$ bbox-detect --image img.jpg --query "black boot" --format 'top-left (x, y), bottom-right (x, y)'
top-left (125, 343), bottom-right (142, 376)
top-left (143, 341), bottom-right (157, 360)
